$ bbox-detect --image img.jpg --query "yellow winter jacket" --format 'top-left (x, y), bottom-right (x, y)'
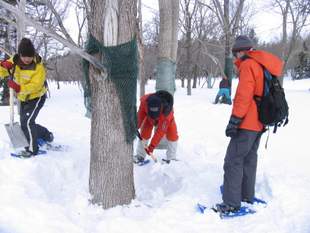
top-left (0, 54), bottom-right (47, 102)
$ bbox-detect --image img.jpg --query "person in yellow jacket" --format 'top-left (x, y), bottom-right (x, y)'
top-left (0, 38), bottom-right (53, 156)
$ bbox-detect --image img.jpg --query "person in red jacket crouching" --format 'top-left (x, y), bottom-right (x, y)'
top-left (134, 90), bottom-right (178, 164)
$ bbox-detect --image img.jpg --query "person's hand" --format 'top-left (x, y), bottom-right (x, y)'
top-left (8, 79), bottom-right (20, 93)
top-left (225, 115), bottom-right (242, 137)
top-left (145, 144), bottom-right (155, 156)
top-left (0, 60), bottom-right (13, 70)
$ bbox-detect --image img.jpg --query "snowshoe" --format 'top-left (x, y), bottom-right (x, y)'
top-left (11, 149), bottom-right (47, 158)
top-left (133, 155), bottom-right (150, 166)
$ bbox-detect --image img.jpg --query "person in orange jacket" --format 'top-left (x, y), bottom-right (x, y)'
top-left (215, 35), bottom-right (284, 214)
top-left (134, 90), bottom-right (178, 164)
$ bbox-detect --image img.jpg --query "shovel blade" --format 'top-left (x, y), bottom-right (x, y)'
top-left (4, 122), bottom-right (29, 148)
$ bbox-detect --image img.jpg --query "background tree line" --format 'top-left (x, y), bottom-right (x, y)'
top-left (2, 0), bottom-right (309, 90)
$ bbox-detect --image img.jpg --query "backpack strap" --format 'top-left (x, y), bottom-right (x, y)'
top-left (264, 126), bottom-right (270, 149)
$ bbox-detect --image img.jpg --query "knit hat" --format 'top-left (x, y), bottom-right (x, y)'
top-left (232, 35), bottom-right (254, 53)
top-left (147, 94), bottom-right (162, 119)
top-left (18, 38), bottom-right (35, 57)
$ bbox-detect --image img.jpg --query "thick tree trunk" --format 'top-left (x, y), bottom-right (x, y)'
top-left (185, 1), bottom-right (192, 95)
top-left (137, 0), bottom-right (146, 96)
top-left (88, 0), bottom-right (136, 209)
top-left (156, 0), bottom-right (179, 94)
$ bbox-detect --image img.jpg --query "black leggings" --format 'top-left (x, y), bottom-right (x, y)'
top-left (20, 94), bottom-right (50, 154)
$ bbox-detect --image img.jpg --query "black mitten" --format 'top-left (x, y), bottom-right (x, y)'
top-left (225, 115), bottom-right (243, 137)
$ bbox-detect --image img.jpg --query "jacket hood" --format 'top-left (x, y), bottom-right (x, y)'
top-left (246, 50), bottom-right (283, 76)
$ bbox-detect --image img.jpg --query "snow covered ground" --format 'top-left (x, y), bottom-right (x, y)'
top-left (0, 78), bottom-right (309, 233)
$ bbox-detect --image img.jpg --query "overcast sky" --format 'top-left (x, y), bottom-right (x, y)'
top-left (64, 0), bottom-right (283, 44)
top-left (141, 0), bottom-right (283, 43)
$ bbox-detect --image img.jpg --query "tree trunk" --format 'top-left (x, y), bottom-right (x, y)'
top-left (192, 64), bottom-right (198, 88)
top-left (156, 0), bottom-right (179, 94)
top-left (279, 0), bottom-right (289, 86)
top-left (88, 0), bottom-right (136, 209)
top-left (137, 0), bottom-right (146, 96)
top-left (223, 0), bottom-right (233, 89)
top-left (17, 0), bottom-right (26, 43)
top-left (185, 1), bottom-right (192, 95)
top-left (181, 78), bottom-right (185, 87)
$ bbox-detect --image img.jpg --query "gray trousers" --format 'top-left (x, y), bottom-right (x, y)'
top-left (222, 129), bottom-right (262, 207)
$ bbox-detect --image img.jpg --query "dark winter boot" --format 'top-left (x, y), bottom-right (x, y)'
top-left (242, 198), bottom-right (254, 204)
top-left (46, 132), bottom-right (54, 143)
top-left (133, 155), bottom-right (145, 164)
top-left (17, 149), bottom-right (35, 158)
top-left (213, 203), bottom-right (240, 214)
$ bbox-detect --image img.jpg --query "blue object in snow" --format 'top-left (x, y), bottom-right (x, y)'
top-left (11, 149), bottom-right (47, 158)
top-left (136, 159), bottom-right (150, 166)
top-left (37, 138), bottom-right (46, 146)
top-left (197, 203), bottom-right (207, 213)
top-left (197, 203), bottom-right (256, 218)
top-left (218, 206), bottom-right (256, 218)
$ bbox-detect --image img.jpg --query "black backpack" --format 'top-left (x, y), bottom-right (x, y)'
top-left (254, 67), bottom-right (289, 133)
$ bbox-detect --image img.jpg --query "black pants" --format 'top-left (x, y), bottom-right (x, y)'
top-left (20, 94), bottom-right (50, 154)
top-left (222, 129), bottom-right (262, 207)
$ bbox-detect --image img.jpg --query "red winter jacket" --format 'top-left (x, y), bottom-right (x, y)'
top-left (137, 93), bottom-right (178, 148)
top-left (232, 50), bottom-right (284, 131)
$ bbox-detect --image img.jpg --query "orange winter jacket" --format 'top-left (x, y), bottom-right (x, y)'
top-left (137, 93), bottom-right (177, 147)
top-left (232, 50), bottom-right (284, 132)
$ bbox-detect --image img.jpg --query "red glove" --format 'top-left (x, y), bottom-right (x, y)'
top-left (8, 79), bottom-right (20, 93)
top-left (145, 144), bottom-right (155, 156)
top-left (1, 60), bottom-right (13, 70)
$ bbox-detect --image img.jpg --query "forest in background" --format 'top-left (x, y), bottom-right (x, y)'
top-left (0, 0), bottom-right (309, 87)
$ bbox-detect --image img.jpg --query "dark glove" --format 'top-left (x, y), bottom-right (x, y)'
top-left (1, 60), bottom-right (13, 70)
top-left (225, 115), bottom-right (243, 137)
top-left (145, 144), bottom-right (155, 156)
top-left (8, 79), bottom-right (20, 93)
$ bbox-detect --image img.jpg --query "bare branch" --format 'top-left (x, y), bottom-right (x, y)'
top-left (44, 0), bottom-right (76, 45)
top-left (197, 38), bottom-right (225, 78)
top-left (0, 0), bottom-right (107, 73)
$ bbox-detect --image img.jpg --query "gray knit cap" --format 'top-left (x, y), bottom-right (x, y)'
top-left (232, 35), bottom-right (254, 52)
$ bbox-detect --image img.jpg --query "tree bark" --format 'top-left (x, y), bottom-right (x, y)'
top-left (223, 0), bottom-right (233, 88)
top-left (137, 0), bottom-right (146, 96)
top-left (88, 0), bottom-right (136, 209)
top-left (156, 0), bottom-right (179, 94)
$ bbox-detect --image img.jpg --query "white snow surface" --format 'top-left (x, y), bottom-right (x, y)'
top-left (0, 78), bottom-right (310, 233)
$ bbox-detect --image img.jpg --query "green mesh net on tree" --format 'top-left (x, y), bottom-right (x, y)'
top-left (82, 35), bottom-right (138, 143)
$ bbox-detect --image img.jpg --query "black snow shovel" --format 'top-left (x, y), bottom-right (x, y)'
top-left (4, 74), bottom-right (29, 148)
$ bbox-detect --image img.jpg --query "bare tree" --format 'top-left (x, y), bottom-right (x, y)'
top-left (180, 0), bottom-right (198, 95)
top-left (184, 1), bottom-right (223, 89)
top-left (156, 0), bottom-right (179, 94)
top-left (137, 0), bottom-right (147, 96)
top-left (0, 0), bottom-right (106, 71)
top-left (199, 0), bottom-right (246, 88)
top-left (272, 0), bottom-right (310, 84)
top-left (87, 0), bottom-right (137, 208)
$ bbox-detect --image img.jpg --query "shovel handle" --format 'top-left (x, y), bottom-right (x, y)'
top-left (149, 152), bottom-right (157, 163)
top-left (7, 69), bottom-right (15, 126)
top-left (136, 130), bottom-right (157, 162)
top-left (9, 87), bottom-right (14, 126)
